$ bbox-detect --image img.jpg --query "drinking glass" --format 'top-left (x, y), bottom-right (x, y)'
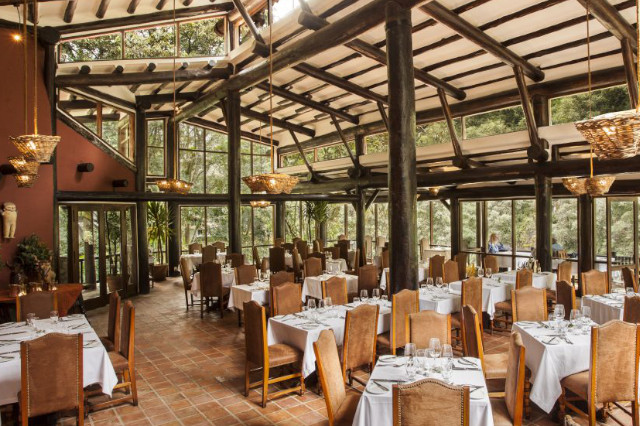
top-left (307, 299), bottom-right (317, 311)
top-left (404, 343), bottom-right (417, 358)
top-left (554, 304), bottom-right (565, 322)
top-left (477, 268), bottom-right (485, 279)
top-left (426, 277), bottom-right (434, 287)
top-left (420, 284), bottom-right (427, 293)
top-left (26, 313), bottom-right (36, 327)
top-left (429, 338), bottom-right (442, 359)
top-left (360, 289), bottom-right (368, 302)
top-left (627, 287), bottom-right (635, 296)
top-left (405, 356), bottom-right (418, 380)
top-left (353, 297), bottom-right (361, 306)
top-left (485, 268), bottom-right (492, 279)
top-left (416, 349), bottom-right (427, 374)
top-left (372, 288), bottom-right (381, 301)
top-left (50, 310), bottom-right (58, 324)
top-left (581, 305), bottom-right (592, 334)
top-left (324, 297), bottom-right (333, 309)
top-left (381, 295), bottom-right (388, 302)
top-left (442, 344), bottom-right (453, 360)
top-left (569, 309), bottom-right (581, 326)
top-left (435, 277), bottom-right (443, 289)
top-left (442, 358), bottom-right (453, 383)
top-left (318, 299), bottom-right (325, 312)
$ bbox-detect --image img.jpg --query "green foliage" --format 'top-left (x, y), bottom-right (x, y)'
top-left (178, 123), bottom-right (228, 194)
top-left (147, 119), bottom-right (165, 177)
top-left (304, 201), bottom-right (332, 241)
top-left (147, 202), bottom-right (172, 264)
top-left (13, 235), bottom-right (53, 277)
top-left (464, 105), bottom-right (526, 139)
top-left (60, 33), bottom-right (122, 62)
top-left (550, 85), bottom-right (630, 125)
top-left (125, 25), bottom-right (175, 59)
top-left (180, 19), bottom-right (225, 57)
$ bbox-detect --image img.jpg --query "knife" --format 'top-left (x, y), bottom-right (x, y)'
top-left (372, 380), bottom-right (389, 391)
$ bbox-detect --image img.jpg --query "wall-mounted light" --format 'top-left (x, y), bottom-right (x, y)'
top-left (77, 163), bottom-right (94, 173)
top-left (112, 179), bottom-right (128, 188)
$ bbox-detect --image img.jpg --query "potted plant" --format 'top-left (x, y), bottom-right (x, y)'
top-left (11, 234), bottom-right (53, 283)
top-left (304, 201), bottom-right (330, 243)
top-left (147, 201), bottom-right (171, 281)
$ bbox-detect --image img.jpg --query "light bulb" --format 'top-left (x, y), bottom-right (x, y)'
top-left (12, 33), bottom-right (22, 42)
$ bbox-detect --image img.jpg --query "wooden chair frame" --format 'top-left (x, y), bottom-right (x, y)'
top-left (16, 293), bottom-right (58, 322)
top-left (390, 290), bottom-right (419, 355)
top-left (580, 270), bottom-right (610, 296)
top-left (342, 305), bottom-right (379, 387)
top-left (392, 379), bottom-right (470, 426)
top-left (321, 278), bottom-right (348, 306)
top-left (405, 311), bottom-right (452, 347)
top-left (511, 288), bottom-right (548, 323)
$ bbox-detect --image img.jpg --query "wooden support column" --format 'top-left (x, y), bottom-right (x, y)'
top-left (578, 194), bottom-right (594, 293)
top-left (535, 174), bottom-right (552, 272)
top-left (135, 105), bottom-right (150, 294)
top-left (166, 119), bottom-right (180, 276)
top-left (275, 201), bottom-right (286, 240)
top-left (621, 38), bottom-right (639, 108)
top-left (356, 188), bottom-right (365, 267)
top-left (227, 90), bottom-right (242, 253)
top-left (450, 197), bottom-right (460, 259)
top-left (386, 1), bottom-right (417, 293)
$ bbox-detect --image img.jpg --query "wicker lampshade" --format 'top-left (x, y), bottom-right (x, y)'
top-left (242, 173), bottom-right (299, 194)
top-left (562, 177), bottom-right (587, 196)
top-left (250, 200), bottom-right (271, 208)
top-left (428, 187), bottom-right (440, 196)
top-left (14, 173), bottom-right (38, 188)
top-left (585, 176), bottom-right (615, 196)
top-left (156, 178), bottom-right (192, 195)
top-left (575, 110), bottom-right (640, 160)
top-left (10, 134), bottom-right (60, 163)
top-left (8, 155), bottom-right (39, 175)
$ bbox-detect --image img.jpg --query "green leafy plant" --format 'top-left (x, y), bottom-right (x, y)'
top-left (304, 201), bottom-right (330, 242)
top-left (12, 234), bottom-right (52, 279)
top-left (147, 201), bottom-right (172, 265)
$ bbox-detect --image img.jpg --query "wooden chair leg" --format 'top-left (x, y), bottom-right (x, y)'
top-left (185, 291), bottom-right (189, 311)
top-left (299, 371), bottom-right (305, 396)
top-left (237, 310), bottom-right (242, 327)
top-left (559, 387), bottom-right (566, 420)
top-left (632, 400), bottom-right (639, 426)
top-left (262, 367), bottom-right (269, 408)
top-left (244, 363), bottom-right (251, 397)
top-left (200, 297), bottom-right (204, 319)
top-left (129, 367), bottom-right (138, 406)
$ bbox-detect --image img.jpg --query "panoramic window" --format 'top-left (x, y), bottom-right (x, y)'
top-left (59, 33), bottom-right (122, 63)
top-left (326, 204), bottom-right (356, 243)
top-left (180, 206), bottom-right (229, 253)
top-left (179, 18), bottom-right (226, 57)
top-left (550, 85), bottom-right (631, 125)
top-left (147, 119), bottom-right (165, 177)
top-left (285, 201), bottom-right (315, 242)
top-left (241, 205), bottom-right (274, 259)
top-left (281, 151), bottom-right (314, 167)
top-left (241, 140), bottom-right (271, 194)
top-left (464, 105), bottom-right (526, 139)
top-left (461, 201), bottom-right (479, 250)
top-left (124, 25), bottom-right (175, 59)
top-left (552, 198), bottom-right (578, 257)
top-left (178, 123), bottom-right (228, 194)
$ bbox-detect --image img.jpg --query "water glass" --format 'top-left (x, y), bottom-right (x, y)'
top-left (26, 313), bottom-right (36, 327)
top-left (352, 297), bottom-right (361, 305)
top-left (442, 344), bottom-right (453, 360)
top-left (581, 305), bottom-right (592, 334)
top-left (429, 338), bottom-right (442, 359)
top-left (372, 288), bottom-right (381, 301)
top-left (569, 309), bottom-right (581, 326)
top-left (381, 295), bottom-right (388, 302)
top-left (426, 277), bottom-right (434, 287)
top-left (485, 268), bottom-right (492, 279)
top-left (405, 356), bottom-right (418, 380)
top-left (324, 297), bottom-right (333, 309)
top-left (404, 342), bottom-right (417, 358)
top-left (420, 284), bottom-right (427, 293)
top-left (477, 268), bottom-right (484, 279)
top-left (554, 304), bottom-right (565, 321)
top-left (318, 299), bottom-right (325, 312)
top-left (360, 289), bottom-right (368, 302)
top-left (442, 358), bottom-right (453, 383)
top-left (627, 287), bottom-right (635, 296)
top-left (50, 310), bottom-right (59, 324)
top-left (435, 277), bottom-right (443, 288)
top-left (307, 299), bottom-right (317, 311)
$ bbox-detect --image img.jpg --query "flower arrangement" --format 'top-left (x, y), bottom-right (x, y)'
top-left (11, 234), bottom-right (53, 281)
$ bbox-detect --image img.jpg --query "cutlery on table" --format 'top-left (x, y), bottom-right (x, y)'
top-left (374, 379), bottom-right (408, 383)
top-left (0, 331), bottom-right (27, 337)
top-left (372, 380), bottom-right (389, 391)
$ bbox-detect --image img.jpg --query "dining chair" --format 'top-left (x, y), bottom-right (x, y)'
top-left (269, 272), bottom-right (294, 315)
top-left (515, 268), bottom-right (533, 289)
top-left (200, 261), bottom-right (229, 319)
top-left (180, 256), bottom-right (194, 311)
top-left (314, 329), bottom-right (361, 425)
top-left (295, 239), bottom-right (309, 260)
top-left (511, 287), bottom-right (547, 323)
top-left (381, 249), bottom-right (390, 269)
top-left (337, 240), bottom-right (350, 262)
top-left (348, 248), bottom-right (360, 275)
top-left (235, 264), bottom-right (257, 285)
top-left (452, 277), bottom-right (482, 345)
top-left (283, 242), bottom-right (295, 252)
top-left (580, 269), bottom-right (609, 296)
top-left (419, 237), bottom-right (429, 262)
top-left (212, 241), bottom-right (226, 252)
top-left (342, 304), bottom-right (379, 386)
top-left (406, 310), bottom-right (451, 349)
top-left (623, 266), bottom-right (638, 293)
top-left (291, 247), bottom-right (302, 282)
top-left (99, 291), bottom-right (121, 353)
top-left (462, 305), bottom-right (507, 383)
top-left (243, 301), bottom-right (305, 408)
top-left (557, 261), bottom-right (573, 284)
top-left (490, 331), bottom-right (526, 426)
top-left (560, 320), bottom-right (640, 425)
top-left (304, 257), bottom-right (322, 278)
top-left (226, 253), bottom-right (245, 268)
top-left (313, 239), bottom-right (324, 253)
top-left (269, 246), bottom-right (286, 273)
top-left (274, 237), bottom-right (284, 247)
top-left (484, 255), bottom-right (499, 274)
top-left (377, 289), bottom-right (419, 355)
top-left (392, 378), bottom-right (470, 426)
top-left (494, 284), bottom-right (515, 333)
top-left (292, 237), bottom-right (301, 246)
top-left (623, 295), bottom-right (640, 323)
top-left (375, 236), bottom-right (386, 256)
top-left (443, 259), bottom-right (460, 284)
top-left (454, 253), bottom-right (467, 280)
top-left (188, 242), bottom-right (202, 254)
top-left (272, 282), bottom-right (302, 316)
top-left (322, 276), bottom-right (348, 305)
top-left (201, 245), bottom-right (217, 264)
top-left (358, 264), bottom-right (379, 299)
top-left (92, 301), bottom-right (138, 410)
top-left (252, 246), bottom-right (261, 271)
top-left (325, 246), bottom-right (341, 261)
top-left (16, 292), bottom-right (58, 322)
top-left (20, 332), bottom-right (84, 425)
top-left (429, 255), bottom-right (445, 279)
top-left (364, 235), bottom-right (373, 263)
top-left (556, 280), bottom-right (576, 320)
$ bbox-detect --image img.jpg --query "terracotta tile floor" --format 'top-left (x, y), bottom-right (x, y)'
top-left (1, 278), bottom-right (632, 425)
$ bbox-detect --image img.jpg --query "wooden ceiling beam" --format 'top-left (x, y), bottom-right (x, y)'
top-left (96, 0), bottom-right (110, 19)
top-left (240, 107), bottom-right (316, 137)
top-left (514, 65), bottom-right (548, 162)
top-left (127, 0), bottom-right (142, 14)
top-left (575, 0), bottom-right (636, 53)
top-left (63, 0), bottom-right (77, 23)
top-left (129, 63), bottom-right (156, 93)
top-left (421, 1), bottom-right (544, 82)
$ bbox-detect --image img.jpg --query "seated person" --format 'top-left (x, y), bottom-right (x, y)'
top-left (552, 237), bottom-right (564, 252)
top-left (488, 233), bottom-right (507, 254)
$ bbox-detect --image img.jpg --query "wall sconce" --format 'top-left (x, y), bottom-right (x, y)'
top-left (77, 163), bottom-right (94, 173)
top-left (112, 179), bottom-right (128, 188)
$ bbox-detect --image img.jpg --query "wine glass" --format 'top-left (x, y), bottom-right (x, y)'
top-left (404, 342), bottom-right (417, 358)
top-left (485, 268), bottom-right (492, 279)
top-left (477, 268), bottom-right (485, 279)
top-left (50, 310), bottom-right (58, 324)
top-left (429, 338), bottom-right (442, 359)
top-left (569, 309), bottom-right (582, 333)
top-left (26, 313), bottom-right (36, 327)
top-left (442, 344), bottom-right (453, 360)
top-left (435, 277), bottom-right (443, 289)
top-left (426, 277), bottom-right (434, 288)
top-left (372, 288), bottom-right (381, 301)
top-left (360, 289), bottom-right (368, 302)
top-left (581, 305), bottom-right (592, 334)
top-left (318, 299), bottom-right (325, 312)
top-left (307, 299), bottom-right (316, 311)
top-left (324, 297), bottom-right (333, 310)
top-left (352, 297), bottom-right (361, 306)
top-left (554, 304), bottom-right (565, 322)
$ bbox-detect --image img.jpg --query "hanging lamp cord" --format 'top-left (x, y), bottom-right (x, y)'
top-left (636, 0), bottom-right (639, 113)
top-left (172, 0), bottom-right (178, 180)
top-left (586, 0), bottom-right (594, 178)
top-left (22, 0), bottom-right (27, 135)
top-left (268, 0), bottom-right (274, 174)
top-left (33, 0), bottom-right (38, 135)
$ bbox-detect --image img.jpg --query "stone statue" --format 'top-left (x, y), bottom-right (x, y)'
top-left (2, 202), bottom-right (17, 239)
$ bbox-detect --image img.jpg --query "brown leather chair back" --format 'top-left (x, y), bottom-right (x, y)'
top-left (337, 240), bottom-right (350, 262)
top-left (269, 247), bottom-right (286, 273)
top-left (622, 266), bottom-right (638, 293)
top-left (282, 242), bottom-right (294, 252)
top-left (200, 261), bottom-right (223, 299)
top-left (443, 260), bottom-right (459, 284)
top-left (308, 251), bottom-right (327, 271)
top-left (581, 269), bottom-right (609, 296)
top-left (516, 268), bottom-right (533, 289)
top-left (212, 241), bottom-right (226, 252)
top-left (512, 287), bottom-right (547, 322)
top-left (461, 277), bottom-right (483, 328)
top-left (243, 301), bottom-right (266, 367)
top-left (313, 330), bottom-right (348, 425)
top-left (381, 249), bottom-right (390, 269)
top-left (274, 238), bottom-right (284, 247)
top-left (292, 237), bottom-right (301, 246)
top-left (272, 283), bottom-right (302, 316)
top-left (295, 240), bottom-right (309, 260)
top-left (201, 245), bottom-right (217, 264)
top-left (392, 378), bottom-right (469, 426)
top-left (483, 255), bottom-right (499, 273)
top-left (352, 248), bottom-right (361, 274)
top-left (270, 271), bottom-right (294, 287)
top-left (358, 264), bottom-right (379, 294)
top-left (179, 257), bottom-right (192, 290)
top-left (392, 290), bottom-right (419, 350)
top-left (325, 246), bottom-right (340, 261)
top-left (407, 311), bottom-right (451, 349)
top-left (20, 333), bottom-right (83, 419)
top-left (304, 257), bottom-right (322, 278)
top-left (623, 295), bottom-right (640, 324)
top-left (107, 292), bottom-right (121, 353)
top-left (292, 247), bottom-right (302, 279)
top-left (17, 292), bottom-right (57, 322)
top-left (556, 280), bottom-right (575, 320)
top-left (119, 300), bottom-right (135, 363)
top-left (591, 320), bottom-right (639, 405)
top-left (226, 253), bottom-right (245, 268)
top-left (322, 277), bottom-right (348, 305)
top-left (313, 239), bottom-right (324, 253)
top-left (557, 261), bottom-right (573, 283)
top-left (429, 255), bottom-right (445, 279)
top-left (188, 243), bottom-right (202, 254)
top-left (454, 253), bottom-right (467, 279)
top-left (504, 331), bottom-right (526, 424)
top-left (236, 264), bottom-right (257, 285)
top-left (461, 305), bottom-right (484, 365)
top-left (342, 304), bottom-right (379, 375)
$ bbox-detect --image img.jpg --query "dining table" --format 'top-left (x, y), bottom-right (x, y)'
top-left (353, 356), bottom-right (494, 426)
top-left (491, 271), bottom-right (557, 291)
top-left (0, 284), bottom-right (83, 317)
top-left (418, 286), bottom-right (461, 314)
top-left (267, 301), bottom-right (390, 377)
top-left (301, 272), bottom-right (358, 301)
top-left (0, 315), bottom-right (118, 406)
top-left (581, 293), bottom-right (626, 324)
top-left (448, 278), bottom-right (512, 319)
top-left (190, 267), bottom-right (236, 297)
top-left (379, 264), bottom-right (429, 290)
top-left (227, 281), bottom-right (270, 311)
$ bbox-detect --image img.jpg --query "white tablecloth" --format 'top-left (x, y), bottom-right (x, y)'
top-left (423, 247), bottom-right (451, 261)
top-left (493, 251), bottom-right (532, 269)
top-left (180, 253), bottom-right (202, 271)
top-left (379, 266), bottom-right (429, 290)
top-left (448, 278), bottom-right (512, 319)
top-left (581, 294), bottom-right (625, 324)
top-left (327, 258), bottom-right (348, 273)
top-left (513, 321), bottom-right (593, 413)
top-left (228, 282), bottom-right (270, 311)
top-left (191, 269), bottom-right (235, 297)
top-left (353, 356), bottom-right (493, 426)
top-left (418, 287), bottom-right (461, 314)
top-left (267, 302), bottom-right (390, 377)
top-left (492, 271), bottom-right (557, 291)
top-left (0, 315), bottom-right (118, 405)
top-left (302, 273), bottom-right (358, 301)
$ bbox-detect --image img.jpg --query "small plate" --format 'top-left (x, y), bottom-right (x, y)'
top-left (542, 338), bottom-right (559, 345)
top-left (379, 355), bottom-right (397, 362)
top-left (470, 388), bottom-right (487, 400)
top-left (366, 382), bottom-right (389, 394)
top-left (300, 324), bottom-right (317, 330)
